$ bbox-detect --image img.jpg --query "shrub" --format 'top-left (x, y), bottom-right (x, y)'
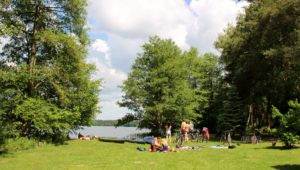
top-left (13, 98), bottom-right (79, 143)
top-left (257, 127), bottom-right (271, 135)
top-left (0, 130), bottom-right (6, 153)
top-left (1, 137), bottom-right (37, 153)
top-left (272, 100), bottom-right (300, 148)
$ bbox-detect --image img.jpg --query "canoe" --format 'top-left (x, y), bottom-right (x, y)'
top-left (98, 137), bottom-right (125, 144)
top-left (143, 137), bottom-right (154, 144)
top-left (125, 139), bottom-right (146, 144)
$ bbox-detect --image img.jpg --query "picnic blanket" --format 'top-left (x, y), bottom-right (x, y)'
top-left (209, 145), bottom-right (229, 149)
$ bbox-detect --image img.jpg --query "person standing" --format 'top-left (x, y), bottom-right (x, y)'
top-left (188, 121), bottom-right (194, 132)
top-left (227, 131), bottom-right (232, 145)
top-left (165, 122), bottom-right (172, 143)
top-left (185, 121), bottom-right (190, 142)
top-left (181, 121), bottom-right (187, 143)
top-left (202, 127), bottom-right (210, 142)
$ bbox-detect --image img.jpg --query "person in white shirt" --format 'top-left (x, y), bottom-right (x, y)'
top-left (165, 122), bottom-right (172, 143)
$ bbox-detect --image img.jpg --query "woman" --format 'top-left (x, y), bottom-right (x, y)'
top-left (181, 121), bottom-right (188, 142)
top-left (202, 127), bottom-right (210, 142)
top-left (165, 122), bottom-right (172, 143)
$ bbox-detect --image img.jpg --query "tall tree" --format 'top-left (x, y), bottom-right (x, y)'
top-left (189, 53), bottom-right (222, 132)
top-left (0, 0), bottom-right (100, 142)
top-left (215, 0), bottom-right (300, 129)
top-left (118, 36), bottom-right (197, 135)
top-left (217, 85), bottom-right (244, 132)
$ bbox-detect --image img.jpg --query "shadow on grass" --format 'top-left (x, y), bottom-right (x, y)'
top-left (251, 144), bottom-right (300, 150)
top-left (0, 151), bottom-right (15, 158)
top-left (272, 164), bottom-right (300, 170)
top-left (54, 141), bottom-right (70, 146)
top-left (262, 146), bottom-right (300, 150)
top-left (0, 140), bottom-right (70, 157)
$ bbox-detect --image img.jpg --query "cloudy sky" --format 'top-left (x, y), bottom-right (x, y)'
top-left (87, 0), bottom-right (249, 120)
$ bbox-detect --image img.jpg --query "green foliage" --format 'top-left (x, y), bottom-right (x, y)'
top-left (0, 137), bottom-right (37, 153)
top-left (0, 0), bottom-right (100, 146)
top-left (215, 0), bottom-right (300, 129)
top-left (217, 85), bottom-right (245, 132)
top-left (0, 66), bottom-right (29, 143)
top-left (118, 36), bottom-right (197, 135)
top-left (13, 98), bottom-right (79, 143)
top-left (0, 128), bottom-right (5, 153)
top-left (189, 52), bottom-right (222, 131)
top-left (272, 100), bottom-right (300, 147)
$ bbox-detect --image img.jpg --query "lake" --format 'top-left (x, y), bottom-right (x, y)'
top-left (69, 126), bottom-right (150, 139)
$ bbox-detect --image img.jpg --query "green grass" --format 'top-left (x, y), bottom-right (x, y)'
top-left (0, 139), bottom-right (299, 170)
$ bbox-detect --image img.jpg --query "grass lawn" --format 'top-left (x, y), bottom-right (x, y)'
top-left (0, 139), bottom-right (299, 170)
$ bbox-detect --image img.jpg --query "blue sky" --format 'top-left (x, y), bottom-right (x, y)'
top-left (86, 0), bottom-right (249, 120)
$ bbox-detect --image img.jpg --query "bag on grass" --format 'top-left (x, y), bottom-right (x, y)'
top-left (137, 146), bottom-right (146, 151)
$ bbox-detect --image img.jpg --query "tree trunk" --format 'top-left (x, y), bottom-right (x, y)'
top-left (266, 98), bottom-right (272, 128)
top-left (247, 104), bottom-right (253, 128)
top-left (27, 3), bottom-right (40, 96)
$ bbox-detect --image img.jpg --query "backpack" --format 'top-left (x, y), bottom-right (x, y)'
top-left (137, 146), bottom-right (146, 151)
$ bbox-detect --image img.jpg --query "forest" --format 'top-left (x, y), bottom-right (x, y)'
top-left (93, 120), bottom-right (139, 127)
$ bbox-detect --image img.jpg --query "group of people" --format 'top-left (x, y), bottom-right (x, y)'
top-left (180, 121), bottom-right (210, 142)
top-left (165, 121), bottom-right (210, 143)
top-left (147, 121), bottom-right (210, 152)
top-left (78, 133), bottom-right (98, 140)
top-left (147, 137), bottom-right (174, 152)
top-left (180, 121), bottom-right (194, 142)
top-left (146, 136), bottom-right (201, 152)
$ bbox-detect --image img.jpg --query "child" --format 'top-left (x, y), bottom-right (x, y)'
top-left (159, 138), bottom-right (169, 152)
top-left (149, 137), bottom-right (161, 152)
top-left (165, 122), bottom-right (172, 143)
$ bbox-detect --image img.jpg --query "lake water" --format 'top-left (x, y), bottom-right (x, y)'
top-left (69, 126), bottom-right (150, 139)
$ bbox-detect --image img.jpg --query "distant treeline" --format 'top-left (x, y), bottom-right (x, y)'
top-left (93, 120), bottom-right (139, 127)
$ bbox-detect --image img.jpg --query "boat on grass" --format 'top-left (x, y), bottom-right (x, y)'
top-left (125, 138), bottom-right (146, 144)
top-left (98, 137), bottom-right (125, 144)
top-left (98, 136), bottom-right (152, 145)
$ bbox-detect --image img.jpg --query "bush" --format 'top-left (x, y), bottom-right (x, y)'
top-left (257, 127), bottom-right (271, 135)
top-left (0, 121), bottom-right (19, 153)
top-left (0, 131), bottom-right (6, 153)
top-left (1, 137), bottom-right (37, 153)
top-left (13, 98), bottom-right (79, 143)
top-left (272, 100), bottom-right (300, 148)
top-left (280, 132), bottom-right (300, 147)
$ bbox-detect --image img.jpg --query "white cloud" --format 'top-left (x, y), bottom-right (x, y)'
top-left (88, 39), bottom-right (128, 120)
top-left (91, 39), bottom-right (111, 66)
top-left (88, 0), bottom-right (194, 50)
top-left (87, 0), bottom-right (249, 119)
top-left (92, 39), bottom-right (109, 53)
top-left (187, 0), bottom-right (249, 54)
top-left (105, 33), bottom-right (143, 72)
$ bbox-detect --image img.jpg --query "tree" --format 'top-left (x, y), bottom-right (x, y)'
top-left (118, 36), bottom-right (197, 135)
top-left (215, 0), bottom-right (300, 129)
top-left (217, 85), bottom-right (245, 133)
top-left (188, 53), bottom-right (222, 132)
top-left (0, 0), bottom-right (100, 142)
